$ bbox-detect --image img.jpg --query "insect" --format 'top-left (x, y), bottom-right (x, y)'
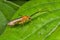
top-left (8, 9), bottom-right (46, 26)
top-left (8, 16), bottom-right (30, 26)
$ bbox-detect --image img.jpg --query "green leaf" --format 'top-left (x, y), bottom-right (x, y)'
top-left (46, 24), bottom-right (60, 40)
top-left (3, 0), bottom-right (28, 10)
top-left (12, 1), bottom-right (28, 6)
top-left (0, 0), bottom-right (4, 2)
top-left (6, 0), bottom-right (29, 6)
top-left (8, 0), bottom-right (29, 1)
top-left (4, 0), bottom-right (20, 10)
top-left (0, 11), bottom-right (7, 35)
top-left (0, 2), bottom-right (16, 20)
top-left (0, 0), bottom-right (60, 40)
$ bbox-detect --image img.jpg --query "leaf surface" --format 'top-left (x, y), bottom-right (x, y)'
top-left (0, 2), bottom-right (16, 20)
top-left (0, 0), bottom-right (60, 40)
top-left (0, 11), bottom-right (7, 35)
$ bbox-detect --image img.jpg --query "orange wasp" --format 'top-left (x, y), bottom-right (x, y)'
top-left (8, 10), bottom-right (44, 26)
top-left (8, 16), bottom-right (30, 26)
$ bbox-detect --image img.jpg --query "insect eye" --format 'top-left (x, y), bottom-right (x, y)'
top-left (29, 17), bottom-right (31, 19)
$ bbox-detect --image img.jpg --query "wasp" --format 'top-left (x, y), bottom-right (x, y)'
top-left (8, 9), bottom-right (46, 26)
top-left (8, 16), bottom-right (30, 26)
